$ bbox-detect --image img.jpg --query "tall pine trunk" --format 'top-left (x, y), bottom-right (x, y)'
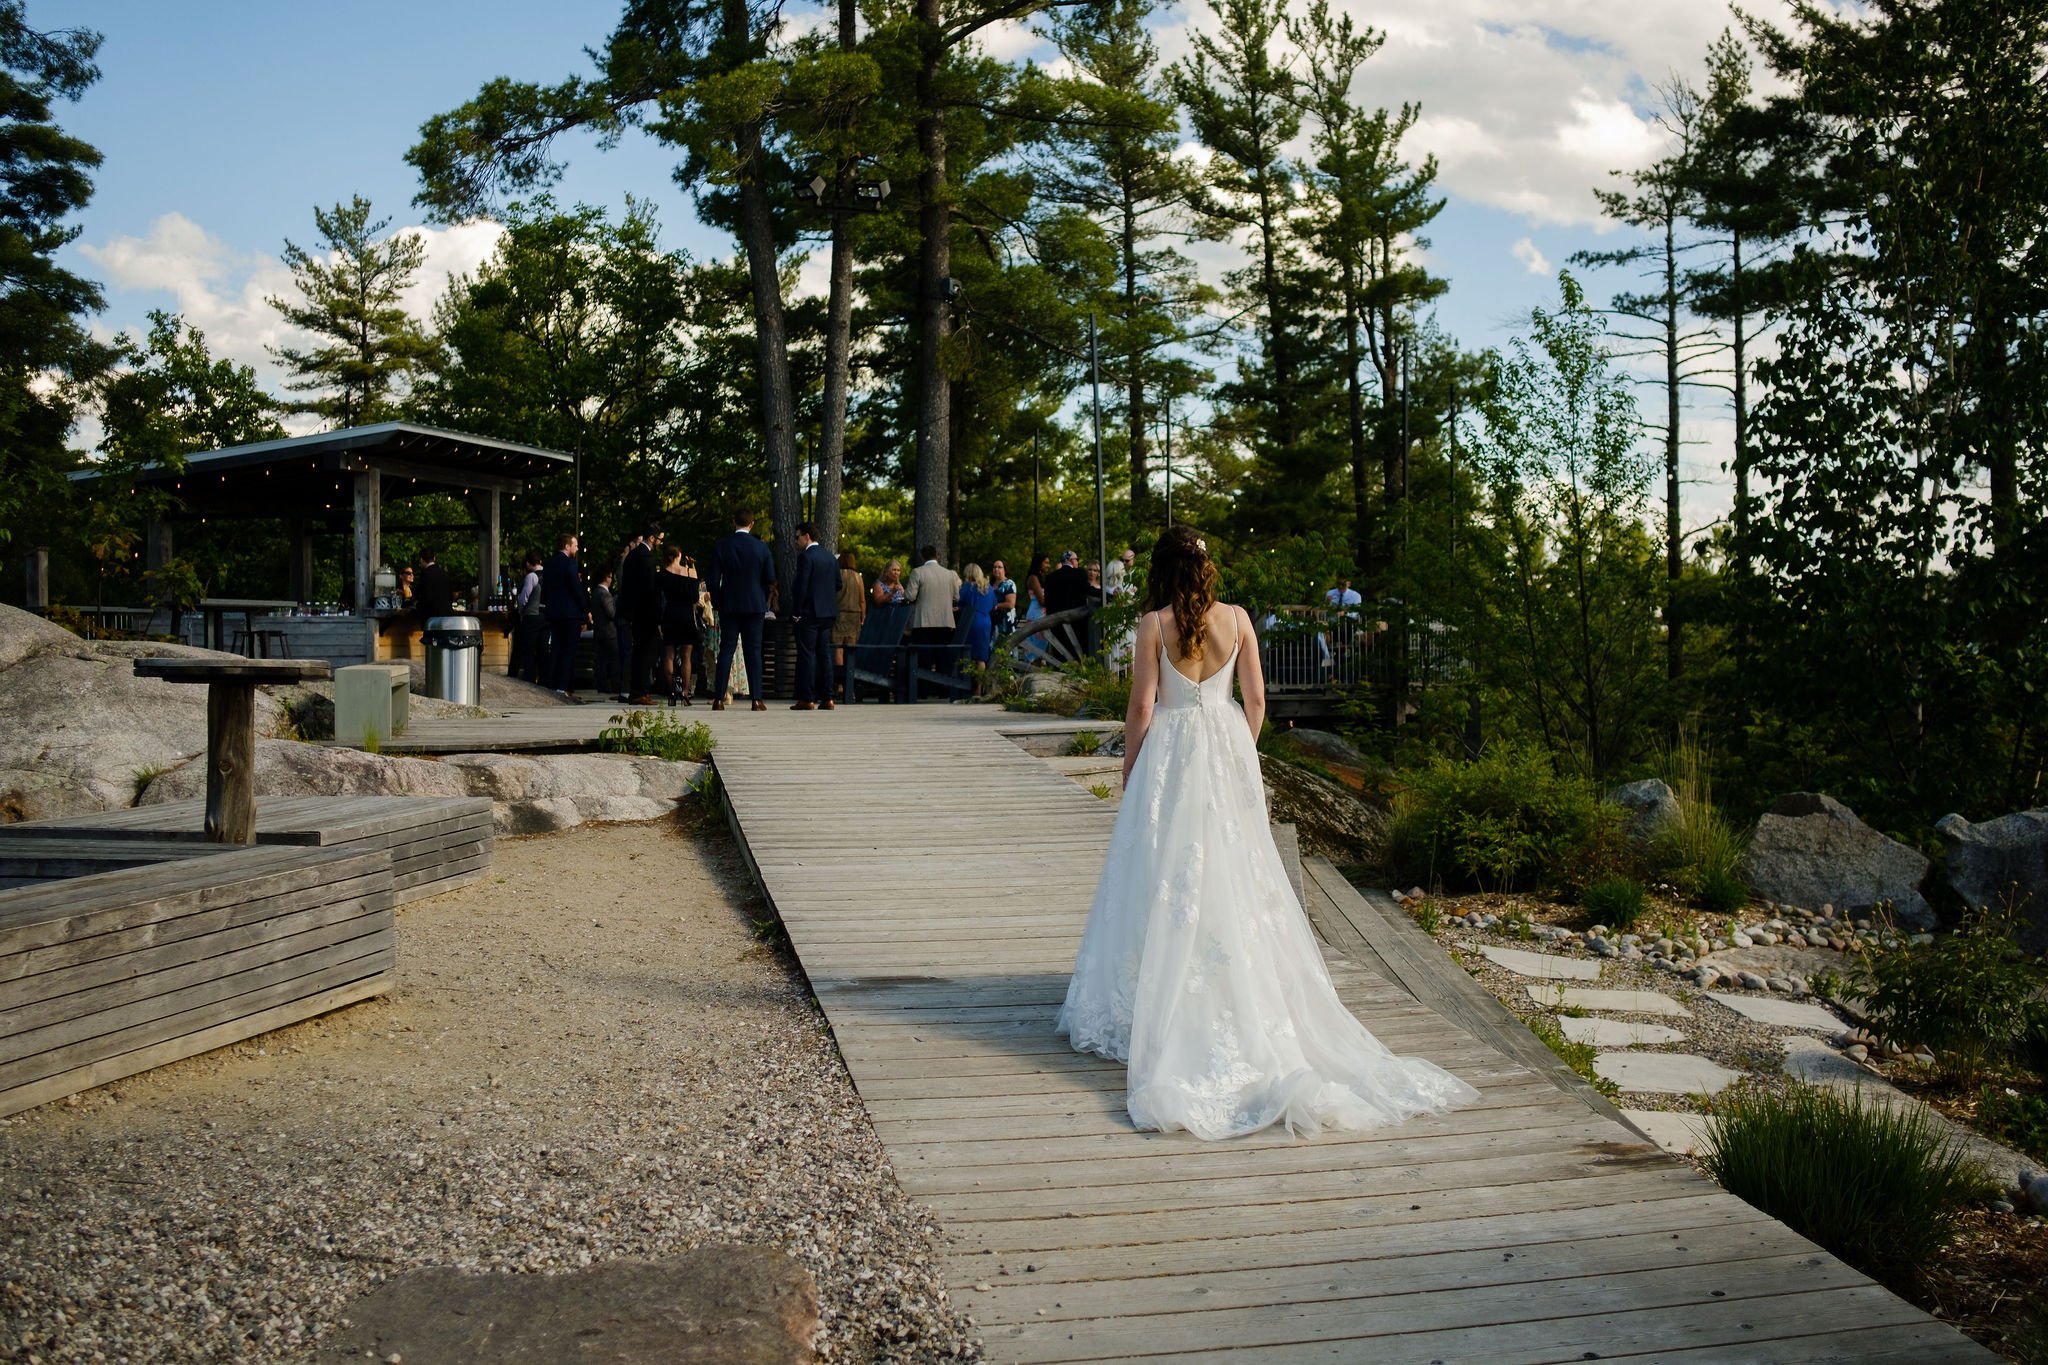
top-left (1663, 211), bottom-right (1682, 681)
top-left (815, 0), bottom-right (858, 553)
top-left (1342, 257), bottom-right (1370, 576)
top-left (1123, 198), bottom-right (1149, 516)
top-left (1730, 228), bottom-right (1748, 577)
top-left (912, 0), bottom-right (951, 561)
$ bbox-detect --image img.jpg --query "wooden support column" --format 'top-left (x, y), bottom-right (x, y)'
top-left (352, 468), bottom-right (381, 617)
top-left (288, 520), bottom-right (315, 604)
top-left (144, 519), bottom-right (172, 575)
top-left (205, 681), bottom-right (257, 843)
top-left (469, 489), bottom-right (501, 606)
top-left (22, 547), bottom-right (48, 612)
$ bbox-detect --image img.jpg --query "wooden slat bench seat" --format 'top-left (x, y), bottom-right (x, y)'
top-left (0, 844), bottom-right (394, 1117)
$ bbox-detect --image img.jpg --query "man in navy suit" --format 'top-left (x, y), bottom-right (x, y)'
top-left (786, 522), bottom-right (839, 710)
top-left (708, 508), bottom-right (776, 711)
top-left (541, 531), bottom-right (590, 697)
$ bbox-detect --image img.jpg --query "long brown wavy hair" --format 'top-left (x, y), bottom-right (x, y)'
top-left (1143, 525), bottom-right (1219, 661)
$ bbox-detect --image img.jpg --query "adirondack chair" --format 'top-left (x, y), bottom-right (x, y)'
top-left (1005, 606), bottom-right (1095, 670)
top-left (845, 603), bottom-right (912, 703)
top-left (908, 610), bottom-right (977, 701)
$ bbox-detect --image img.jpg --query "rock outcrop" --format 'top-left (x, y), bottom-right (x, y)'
top-left (1270, 727), bottom-right (1385, 794)
top-left (1740, 792), bottom-right (1935, 929)
top-left (1605, 777), bottom-right (1681, 846)
top-left (1260, 753), bottom-right (1388, 865)
top-left (1935, 808), bottom-right (2048, 951)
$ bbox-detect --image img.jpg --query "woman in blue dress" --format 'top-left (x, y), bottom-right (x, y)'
top-left (958, 563), bottom-right (996, 669)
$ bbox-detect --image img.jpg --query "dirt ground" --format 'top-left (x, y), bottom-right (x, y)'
top-left (0, 813), bottom-right (976, 1363)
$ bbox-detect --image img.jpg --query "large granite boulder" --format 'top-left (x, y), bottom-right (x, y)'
top-left (1271, 727), bottom-right (1386, 795)
top-left (437, 751), bottom-right (706, 833)
top-left (1741, 792), bottom-right (1934, 929)
top-left (139, 740), bottom-right (469, 805)
top-left (1606, 777), bottom-right (1681, 846)
top-left (0, 606), bottom-right (290, 822)
top-left (1936, 808), bottom-right (2048, 951)
top-left (1261, 753), bottom-right (1388, 864)
top-left (328, 1248), bottom-right (819, 1364)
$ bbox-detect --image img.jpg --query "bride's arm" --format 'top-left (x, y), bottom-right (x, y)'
top-left (1122, 612), bottom-right (1160, 784)
top-left (1235, 606), bottom-right (1267, 741)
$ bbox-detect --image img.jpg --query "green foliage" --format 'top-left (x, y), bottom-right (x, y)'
top-left (1068, 730), bottom-right (1102, 756)
top-left (1652, 724), bottom-right (1751, 908)
top-left (1410, 899), bottom-right (1440, 935)
top-left (1700, 1082), bottom-right (1991, 1284)
top-left (1526, 1014), bottom-right (1618, 1097)
top-left (1860, 908), bottom-right (2047, 1083)
top-left (1581, 877), bottom-right (1648, 932)
top-left (1087, 781), bottom-right (1115, 801)
top-left (269, 195), bottom-right (434, 426)
top-left (1975, 1084), bottom-right (2048, 1164)
top-left (1695, 865), bottom-right (1750, 916)
top-left (596, 710), bottom-right (716, 763)
top-left (1386, 745), bottom-right (1602, 893)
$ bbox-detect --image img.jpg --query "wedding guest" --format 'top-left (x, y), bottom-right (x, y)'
top-left (619, 523), bottom-right (664, 703)
top-left (708, 508), bottom-right (775, 712)
top-left (1088, 561), bottom-right (1104, 594)
top-left (393, 564), bottom-right (416, 611)
top-left (1326, 577), bottom-right (1363, 611)
top-left (659, 546), bottom-right (701, 705)
top-left (833, 549), bottom-right (866, 666)
top-left (1022, 553), bottom-right (1051, 623)
top-left (990, 558), bottom-right (1018, 638)
top-left (906, 545), bottom-right (961, 681)
top-left (509, 551), bottom-right (546, 682)
top-left (1114, 548), bottom-right (1137, 597)
top-left (1044, 550), bottom-right (1094, 658)
top-left (414, 548), bottom-right (454, 618)
top-left (541, 531), bottom-right (590, 698)
top-left (788, 522), bottom-right (840, 709)
top-left (958, 563), bottom-right (996, 668)
top-left (871, 559), bottom-right (908, 605)
top-left (1102, 550), bottom-right (1126, 598)
top-left (590, 567), bottom-right (620, 696)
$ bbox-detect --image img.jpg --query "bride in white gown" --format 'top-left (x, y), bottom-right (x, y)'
top-left (1057, 526), bottom-right (1479, 1140)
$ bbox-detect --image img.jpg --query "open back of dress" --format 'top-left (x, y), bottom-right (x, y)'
top-left (1057, 640), bottom-right (1479, 1139)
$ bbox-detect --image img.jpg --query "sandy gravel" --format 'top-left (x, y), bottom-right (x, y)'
top-left (0, 814), bottom-right (977, 1363)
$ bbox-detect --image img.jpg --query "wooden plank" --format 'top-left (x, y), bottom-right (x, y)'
top-left (0, 974), bottom-right (388, 1120)
top-left (0, 846), bottom-right (382, 936)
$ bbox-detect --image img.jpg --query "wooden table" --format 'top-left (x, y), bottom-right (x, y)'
top-left (132, 659), bottom-right (331, 842)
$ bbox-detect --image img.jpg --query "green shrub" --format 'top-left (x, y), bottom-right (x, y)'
top-left (1860, 907), bottom-right (2044, 1083)
top-left (1581, 876), bottom-right (1648, 931)
top-left (1975, 1084), bottom-right (2048, 1163)
top-left (597, 710), bottom-right (716, 763)
top-left (1411, 900), bottom-right (1441, 935)
top-left (1385, 745), bottom-right (1602, 893)
top-left (2021, 1004), bottom-right (2048, 1079)
top-left (1701, 1083), bottom-right (1991, 1283)
top-left (1695, 864), bottom-right (1749, 915)
top-left (1068, 730), bottom-right (1102, 756)
top-left (1527, 1014), bottom-right (1618, 1097)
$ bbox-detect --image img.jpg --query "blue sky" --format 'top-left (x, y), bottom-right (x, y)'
top-left (55, 0), bottom-right (1780, 538)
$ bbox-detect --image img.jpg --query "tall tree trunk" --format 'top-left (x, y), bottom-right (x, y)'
top-left (1730, 229), bottom-right (1748, 578)
top-left (1256, 177), bottom-right (1294, 449)
top-left (815, 0), bottom-right (858, 553)
top-left (912, 0), bottom-right (951, 561)
top-left (1663, 211), bottom-right (1682, 681)
top-left (1122, 198), bottom-right (1148, 515)
top-left (1342, 258), bottom-right (1370, 576)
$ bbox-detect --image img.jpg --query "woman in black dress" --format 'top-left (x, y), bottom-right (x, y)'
top-left (658, 546), bottom-right (701, 704)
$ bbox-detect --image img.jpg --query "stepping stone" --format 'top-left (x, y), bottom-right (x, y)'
top-left (1706, 991), bottom-right (1843, 1031)
top-left (1527, 986), bottom-right (1689, 1017)
top-left (1624, 1108), bottom-right (1715, 1157)
top-left (1781, 1034), bottom-right (1889, 1091)
top-left (1476, 944), bottom-right (1601, 980)
top-left (1594, 1052), bottom-right (1742, 1095)
top-left (1560, 1016), bottom-right (1686, 1048)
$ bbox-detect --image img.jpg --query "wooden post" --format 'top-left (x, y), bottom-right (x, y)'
top-left (469, 489), bottom-right (500, 606)
top-left (205, 681), bottom-right (257, 843)
top-left (145, 519), bottom-right (172, 574)
top-left (288, 520), bottom-right (315, 604)
top-left (22, 547), bottom-right (48, 613)
top-left (352, 468), bottom-right (380, 617)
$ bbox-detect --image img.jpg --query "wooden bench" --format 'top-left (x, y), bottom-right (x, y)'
top-left (0, 843), bottom-right (395, 1117)
top-left (845, 603), bottom-right (911, 703)
top-left (334, 662), bottom-right (410, 748)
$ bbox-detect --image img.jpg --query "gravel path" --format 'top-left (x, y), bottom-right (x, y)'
top-left (0, 814), bottom-right (979, 1363)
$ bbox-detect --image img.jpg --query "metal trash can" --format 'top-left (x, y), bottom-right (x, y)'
top-left (422, 614), bottom-right (482, 705)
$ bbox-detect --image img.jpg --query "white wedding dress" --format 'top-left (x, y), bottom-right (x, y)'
top-left (1057, 638), bottom-right (1481, 1139)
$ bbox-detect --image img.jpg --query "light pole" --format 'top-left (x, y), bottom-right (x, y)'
top-left (1031, 431), bottom-right (1040, 563)
top-left (1088, 314), bottom-right (1108, 628)
top-left (1162, 394), bottom-right (1173, 528)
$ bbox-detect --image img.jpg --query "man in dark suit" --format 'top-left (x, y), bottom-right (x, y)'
top-left (708, 508), bottom-right (776, 712)
top-left (786, 522), bottom-right (839, 710)
top-left (618, 523), bottom-right (663, 703)
top-left (1042, 549), bottom-right (1095, 656)
top-left (412, 548), bottom-right (454, 619)
top-left (541, 531), bottom-right (590, 697)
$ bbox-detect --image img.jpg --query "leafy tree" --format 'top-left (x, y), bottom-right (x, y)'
top-left (1469, 274), bottom-right (1661, 779)
top-left (268, 194), bottom-right (436, 427)
top-left (0, 1), bottom-right (106, 548)
top-left (1288, 0), bottom-right (1445, 581)
top-left (1038, 0), bottom-right (1211, 519)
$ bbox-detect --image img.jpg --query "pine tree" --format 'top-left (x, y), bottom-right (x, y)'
top-left (268, 195), bottom-right (435, 428)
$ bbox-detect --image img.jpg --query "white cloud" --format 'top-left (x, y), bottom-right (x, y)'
top-left (79, 213), bottom-right (503, 402)
top-left (1511, 237), bottom-right (1552, 275)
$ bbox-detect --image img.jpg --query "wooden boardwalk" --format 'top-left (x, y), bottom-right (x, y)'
top-left (701, 704), bottom-right (1992, 1364)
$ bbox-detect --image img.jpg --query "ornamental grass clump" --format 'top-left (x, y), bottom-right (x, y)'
top-left (1700, 1082), bottom-right (1991, 1284)
top-left (1580, 876), bottom-right (1648, 932)
top-left (1652, 724), bottom-right (1750, 911)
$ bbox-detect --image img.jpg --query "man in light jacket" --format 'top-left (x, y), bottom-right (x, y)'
top-left (905, 545), bottom-right (961, 685)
